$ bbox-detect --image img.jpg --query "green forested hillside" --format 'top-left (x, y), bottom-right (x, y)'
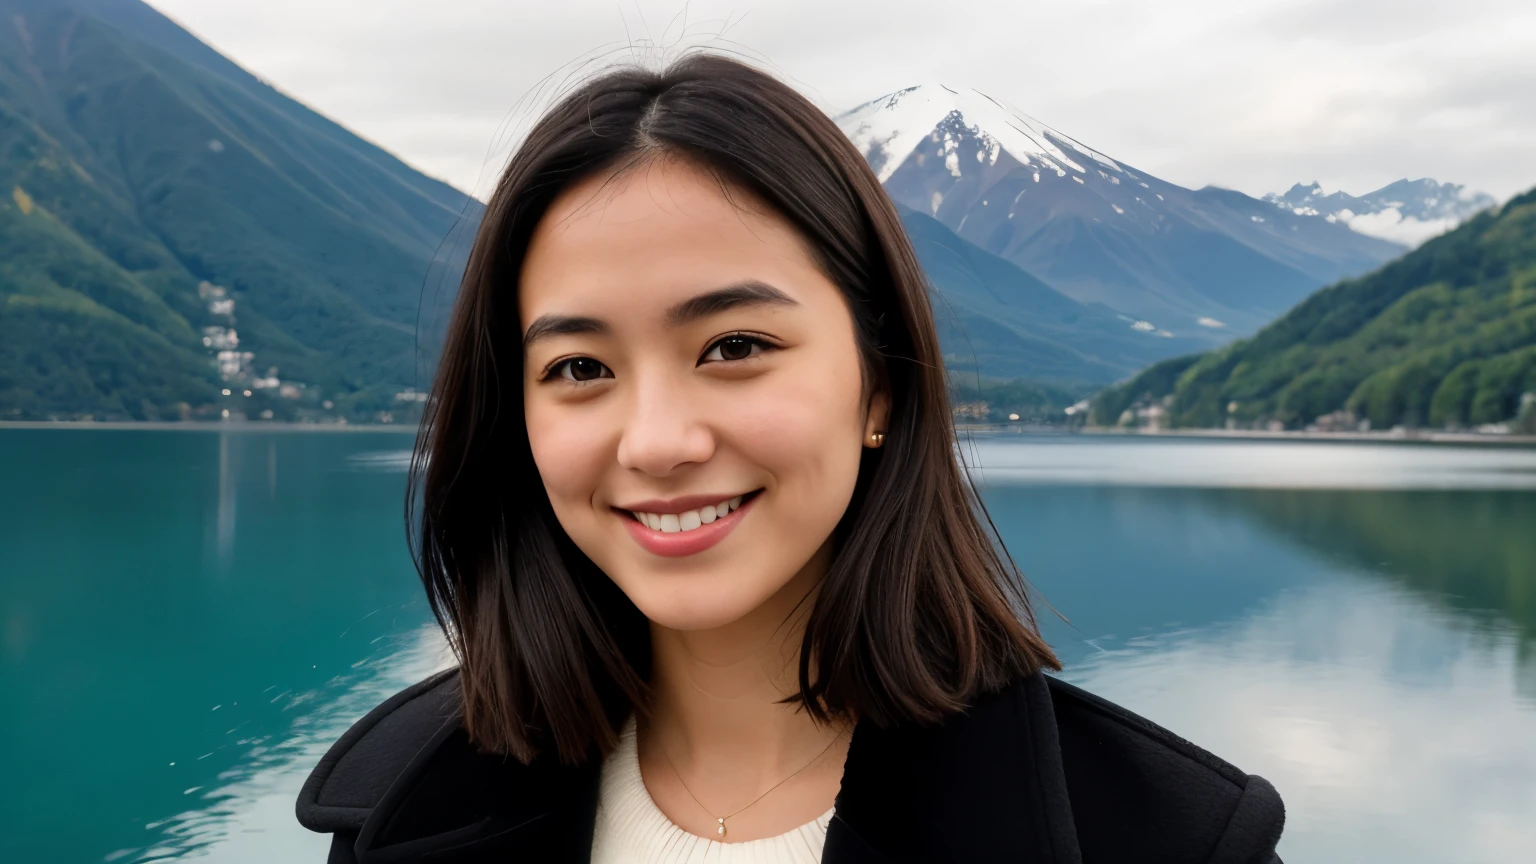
top-left (1090, 186), bottom-right (1536, 431)
top-left (0, 0), bottom-right (472, 420)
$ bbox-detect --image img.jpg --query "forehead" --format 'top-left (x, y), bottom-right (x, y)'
top-left (517, 155), bottom-right (820, 320)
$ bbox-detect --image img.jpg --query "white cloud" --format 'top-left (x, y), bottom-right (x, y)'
top-left (1337, 207), bottom-right (1462, 245)
top-left (145, 0), bottom-right (1536, 201)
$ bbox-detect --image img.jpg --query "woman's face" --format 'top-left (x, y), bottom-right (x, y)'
top-left (519, 154), bottom-right (887, 632)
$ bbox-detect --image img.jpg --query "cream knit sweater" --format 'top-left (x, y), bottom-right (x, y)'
top-left (589, 716), bottom-right (834, 864)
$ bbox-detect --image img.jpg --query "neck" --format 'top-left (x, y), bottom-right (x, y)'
top-left (639, 541), bottom-right (850, 833)
top-left (648, 542), bottom-right (829, 758)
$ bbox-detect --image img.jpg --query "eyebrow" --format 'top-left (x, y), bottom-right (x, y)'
top-left (665, 279), bottom-right (798, 326)
top-left (522, 279), bottom-right (798, 348)
top-left (521, 314), bottom-right (607, 348)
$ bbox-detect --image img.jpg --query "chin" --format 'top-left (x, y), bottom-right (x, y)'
top-left (621, 573), bottom-right (782, 633)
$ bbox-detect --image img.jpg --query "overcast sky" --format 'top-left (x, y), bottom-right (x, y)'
top-left (147, 0), bottom-right (1535, 203)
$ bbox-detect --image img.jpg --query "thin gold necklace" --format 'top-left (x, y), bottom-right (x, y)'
top-left (652, 723), bottom-right (850, 839)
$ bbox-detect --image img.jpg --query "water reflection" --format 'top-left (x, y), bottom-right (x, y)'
top-left (118, 626), bottom-right (453, 863)
top-left (4, 431), bottom-right (1533, 863)
top-left (965, 435), bottom-right (1536, 490)
top-left (0, 429), bottom-right (430, 863)
top-left (979, 467), bottom-right (1536, 864)
top-left (1215, 488), bottom-right (1536, 664)
top-left (1064, 574), bottom-right (1536, 862)
top-left (215, 433), bottom-right (238, 567)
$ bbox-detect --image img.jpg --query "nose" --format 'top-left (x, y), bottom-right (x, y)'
top-left (614, 369), bottom-right (716, 477)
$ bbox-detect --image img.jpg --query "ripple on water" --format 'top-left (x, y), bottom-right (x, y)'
top-left (119, 626), bottom-right (453, 862)
top-left (344, 449), bottom-right (415, 473)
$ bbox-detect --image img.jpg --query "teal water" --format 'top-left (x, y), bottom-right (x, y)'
top-left (2, 430), bottom-right (1534, 862)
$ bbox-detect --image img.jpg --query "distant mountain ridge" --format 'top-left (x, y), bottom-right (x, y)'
top-left (6, 10), bottom-right (1495, 422)
top-left (897, 204), bottom-right (1210, 383)
top-left (1089, 185), bottom-right (1536, 433)
top-left (0, 0), bottom-right (474, 421)
top-left (836, 83), bottom-right (1407, 342)
top-left (1264, 178), bottom-right (1497, 248)
top-left (0, 0), bottom-right (1196, 421)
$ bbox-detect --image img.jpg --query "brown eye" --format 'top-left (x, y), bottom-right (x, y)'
top-left (701, 335), bottom-right (767, 364)
top-left (555, 357), bottom-right (612, 382)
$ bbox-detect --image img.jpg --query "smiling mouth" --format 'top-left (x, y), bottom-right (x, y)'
top-left (623, 489), bottom-right (763, 534)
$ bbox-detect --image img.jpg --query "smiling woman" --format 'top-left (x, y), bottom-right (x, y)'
top-left (519, 156), bottom-right (887, 636)
top-left (294, 52), bottom-right (1287, 863)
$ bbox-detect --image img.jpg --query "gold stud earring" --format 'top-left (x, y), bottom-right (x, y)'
top-left (869, 431), bottom-right (885, 447)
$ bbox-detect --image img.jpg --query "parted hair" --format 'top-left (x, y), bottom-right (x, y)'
top-left (408, 51), bottom-right (1060, 765)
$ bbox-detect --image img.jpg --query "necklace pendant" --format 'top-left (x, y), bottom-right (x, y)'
top-left (716, 817), bottom-right (726, 837)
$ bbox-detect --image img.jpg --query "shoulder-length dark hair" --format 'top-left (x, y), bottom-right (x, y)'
top-left (409, 51), bottom-right (1059, 764)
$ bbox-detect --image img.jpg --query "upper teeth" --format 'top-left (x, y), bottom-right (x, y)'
top-left (633, 496), bottom-right (743, 533)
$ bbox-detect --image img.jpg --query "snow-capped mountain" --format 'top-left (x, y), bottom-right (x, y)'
top-left (1264, 179), bottom-right (1497, 247)
top-left (835, 83), bottom-right (1404, 341)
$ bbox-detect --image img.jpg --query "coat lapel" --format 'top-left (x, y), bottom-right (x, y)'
top-left (352, 718), bottom-right (602, 863)
top-left (824, 672), bottom-right (1081, 863)
top-left (349, 673), bottom-right (1079, 864)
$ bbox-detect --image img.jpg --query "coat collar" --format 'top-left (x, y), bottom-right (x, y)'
top-left (351, 673), bottom-right (1081, 863)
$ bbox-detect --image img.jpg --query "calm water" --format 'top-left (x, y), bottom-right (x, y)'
top-left (3, 430), bottom-right (1534, 862)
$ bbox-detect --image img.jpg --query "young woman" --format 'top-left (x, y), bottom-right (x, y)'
top-left (296, 53), bottom-right (1286, 863)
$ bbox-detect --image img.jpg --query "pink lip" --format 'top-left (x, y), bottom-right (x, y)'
top-left (616, 492), bottom-right (749, 513)
top-left (619, 493), bottom-right (758, 558)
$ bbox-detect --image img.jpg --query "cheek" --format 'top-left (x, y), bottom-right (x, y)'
top-left (525, 400), bottom-right (609, 515)
top-left (732, 355), bottom-right (867, 511)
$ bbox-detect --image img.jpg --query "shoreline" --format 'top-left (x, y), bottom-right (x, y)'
top-left (5, 421), bottom-right (1535, 447)
top-left (0, 420), bottom-right (416, 433)
top-left (958, 424), bottom-right (1536, 447)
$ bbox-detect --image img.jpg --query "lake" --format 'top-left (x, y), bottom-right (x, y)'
top-left (2, 429), bottom-right (1533, 862)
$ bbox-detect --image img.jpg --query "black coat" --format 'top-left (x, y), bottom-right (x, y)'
top-left (295, 668), bottom-right (1286, 863)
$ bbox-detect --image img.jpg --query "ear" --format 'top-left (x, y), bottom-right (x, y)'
top-left (863, 387), bottom-right (892, 448)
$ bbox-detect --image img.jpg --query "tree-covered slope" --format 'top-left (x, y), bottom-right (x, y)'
top-left (1090, 186), bottom-right (1536, 431)
top-left (0, 0), bottom-right (473, 420)
top-left (0, 181), bottom-right (217, 418)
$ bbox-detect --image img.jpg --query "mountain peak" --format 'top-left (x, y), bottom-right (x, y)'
top-left (1264, 177), bottom-right (1497, 246)
top-left (834, 83), bottom-right (1124, 184)
top-left (1280, 181), bottom-right (1322, 200)
top-left (833, 82), bottom-right (1402, 343)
